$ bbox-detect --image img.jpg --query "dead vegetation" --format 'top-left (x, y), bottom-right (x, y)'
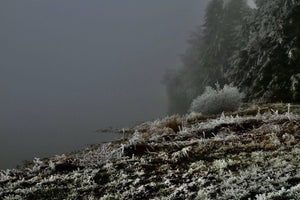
top-left (1, 103), bottom-right (299, 200)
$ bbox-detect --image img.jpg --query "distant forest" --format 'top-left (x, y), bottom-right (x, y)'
top-left (164, 0), bottom-right (300, 114)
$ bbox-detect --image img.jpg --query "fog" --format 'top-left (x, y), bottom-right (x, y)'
top-left (0, 1), bottom-right (208, 169)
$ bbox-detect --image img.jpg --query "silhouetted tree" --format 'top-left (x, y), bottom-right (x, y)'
top-left (164, 0), bottom-right (249, 114)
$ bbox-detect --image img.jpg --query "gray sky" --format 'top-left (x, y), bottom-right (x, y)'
top-left (0, 0), bottom-right (208, 169)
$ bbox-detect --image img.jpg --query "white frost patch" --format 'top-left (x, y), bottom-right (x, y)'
top-left (213, 159), bottom-right (228, 170)
top-left (247, 0), bottom-right (257, 9)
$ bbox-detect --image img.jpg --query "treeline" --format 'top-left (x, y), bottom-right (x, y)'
top-left (164, 0), bottom-right (300, 114)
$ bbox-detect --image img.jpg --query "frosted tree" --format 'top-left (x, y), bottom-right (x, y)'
top-left (227, 0), bottom-right (300, 103)
top-left (164, 0), bottom-right (250, 114)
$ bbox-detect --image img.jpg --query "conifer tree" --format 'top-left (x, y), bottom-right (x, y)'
top-left (164, 0), bottom-right (249, 114)
top-left (227, 0), bottom-right (300, 103)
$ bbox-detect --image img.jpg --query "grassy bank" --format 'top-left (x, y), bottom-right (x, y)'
top-left (1, 104), bottom-right (299, 199)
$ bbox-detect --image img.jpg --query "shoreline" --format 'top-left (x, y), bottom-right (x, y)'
top-left (1, 103), bottom-right (299, 199)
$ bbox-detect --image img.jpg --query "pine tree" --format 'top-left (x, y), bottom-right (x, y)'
top-left (164, 0), bottom-right (249, 114)
top-left (227, 0), bottom-right (300, 103)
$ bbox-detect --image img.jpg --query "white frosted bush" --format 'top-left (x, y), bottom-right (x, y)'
top-left (189, 84), bottom-right (243, 115)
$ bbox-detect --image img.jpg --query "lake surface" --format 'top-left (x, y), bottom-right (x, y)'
top-left (0, 128), bottom-right (121, 169)
top-left (0, 0), bottom-right (208, 169)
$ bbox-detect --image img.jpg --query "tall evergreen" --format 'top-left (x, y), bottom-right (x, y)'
top-left (164, 0), bottom-right (249, 114)
top-left (227, 0), bottom-right (300, 103)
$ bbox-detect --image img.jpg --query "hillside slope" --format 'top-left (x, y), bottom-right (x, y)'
top-left (1, 104), bottom-right (299, 199)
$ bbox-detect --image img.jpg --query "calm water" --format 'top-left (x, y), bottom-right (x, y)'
top-left (0, 128), bottom-right (120, 169)
top-left (0, 0), bottom-right (208, 169)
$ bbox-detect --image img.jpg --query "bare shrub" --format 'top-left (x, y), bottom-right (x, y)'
top-left (189, 84), bottom-right (243, 115)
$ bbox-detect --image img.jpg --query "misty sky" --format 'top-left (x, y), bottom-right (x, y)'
top-left (0, 0), bottom-right (208, 169)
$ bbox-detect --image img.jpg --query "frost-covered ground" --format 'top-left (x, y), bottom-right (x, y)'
top-left (1, 104), bottom-right (299, 200)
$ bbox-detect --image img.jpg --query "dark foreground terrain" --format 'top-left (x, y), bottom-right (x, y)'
top-left (1, 104), bottom-right (299, 199)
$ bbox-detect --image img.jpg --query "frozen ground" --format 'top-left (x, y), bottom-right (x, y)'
top-left (1, 104), bottom-right (299, 199)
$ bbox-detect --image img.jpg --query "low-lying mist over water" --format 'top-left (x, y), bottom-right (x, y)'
top-left (0, 0), bottom-right (208, 169)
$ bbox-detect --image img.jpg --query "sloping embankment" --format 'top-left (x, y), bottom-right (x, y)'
top-left (1, 104), bottom-right (299, 199)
